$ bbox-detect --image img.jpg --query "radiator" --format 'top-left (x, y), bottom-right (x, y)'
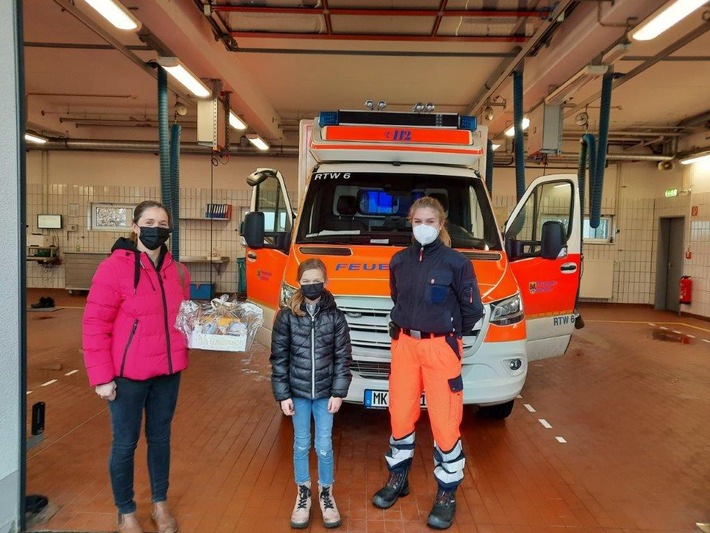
top-left (580, 259), bottom-right (614, 299)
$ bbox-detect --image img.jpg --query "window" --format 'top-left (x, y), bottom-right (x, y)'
top-left (91, 203), bottom-right (135, 231)
top-left (583, 216), bottom-right (613, 243)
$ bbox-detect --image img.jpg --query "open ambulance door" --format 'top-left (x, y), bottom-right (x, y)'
top-left (504, 174), bottom-right (581, 361)
top-left (242, 169), bottom-right (294, 315)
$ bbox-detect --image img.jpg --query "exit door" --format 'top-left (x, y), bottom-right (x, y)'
top-left (655, 217), bottom-right (685, 312)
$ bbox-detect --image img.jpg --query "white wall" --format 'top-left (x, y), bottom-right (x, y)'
top-left (25, 151), bottom-right (298, 294)
top-left (25, 149), bottom-right (710, 319)
top-left (0, 1), bottom-right (22, 531)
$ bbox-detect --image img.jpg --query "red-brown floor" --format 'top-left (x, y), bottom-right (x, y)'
top-left (24, 289), bottom-right (710, 533)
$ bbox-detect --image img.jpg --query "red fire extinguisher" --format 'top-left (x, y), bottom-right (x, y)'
top-left (679, 275), bottom-right (692, 305)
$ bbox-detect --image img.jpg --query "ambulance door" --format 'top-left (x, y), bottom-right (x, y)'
top-left (504, 174), bottom-right (581, 360)
top-left (243, 169), bottom-right (294, 310)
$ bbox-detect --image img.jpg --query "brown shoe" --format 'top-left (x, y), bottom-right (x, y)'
top-left (290, 482), bottom-right (312, 529)
top-left (151, 501), bottom-right (178, 533)
top-left (117, 511), bottom-right (143, 533)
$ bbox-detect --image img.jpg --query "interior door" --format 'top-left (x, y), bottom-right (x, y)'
top-left (504, 174), bottom-right (581, 360)
top-left (657, 217), bottom-right (684, 312)
top-left (245, 169), bottom-right (293, 310)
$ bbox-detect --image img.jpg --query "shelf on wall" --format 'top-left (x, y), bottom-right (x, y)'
top-left (180, 256), bottom-right (230, 274)
top-left (179, 217), bottom-right (231, 221)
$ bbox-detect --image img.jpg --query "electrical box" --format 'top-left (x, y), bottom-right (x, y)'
top-left (196, 92), bottom-right (226, 151)
top-left (527, 104), bottom-right (563, 156)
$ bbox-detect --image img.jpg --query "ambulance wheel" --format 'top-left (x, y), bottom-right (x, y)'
top-left (478, 400), bottom-right (514, 419)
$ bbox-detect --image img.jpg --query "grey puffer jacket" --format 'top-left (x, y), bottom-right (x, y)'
top-left (270, 290), bottom-right (352, 401)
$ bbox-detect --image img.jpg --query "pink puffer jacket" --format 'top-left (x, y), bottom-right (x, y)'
top-left (82, 238), bottom-right (191, 386)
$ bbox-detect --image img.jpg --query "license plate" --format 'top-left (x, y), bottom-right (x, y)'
top-left (364, 389), bottom-right (426, 409)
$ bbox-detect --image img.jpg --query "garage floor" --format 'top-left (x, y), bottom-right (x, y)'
top-left (24, 289), bottom-right (710, 533)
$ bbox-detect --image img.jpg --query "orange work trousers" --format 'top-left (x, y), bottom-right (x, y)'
top-left (389, 332), bottom-right (463, 452)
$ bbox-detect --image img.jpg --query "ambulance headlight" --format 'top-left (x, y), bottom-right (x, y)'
top-left (489, 294), bottom-right (524, 326)
top-left (280, 282), bottom-right (297, 308)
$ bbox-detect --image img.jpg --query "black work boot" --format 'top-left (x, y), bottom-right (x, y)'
top-left (372, 469), bottom-right (410, 509)
top-left (30, 297), bottom-right (47, 309)
top-left (427, 488), bottom-right (457, 529)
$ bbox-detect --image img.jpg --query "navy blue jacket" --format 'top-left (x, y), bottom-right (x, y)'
top-left (390, 238), bottom-right (484, 335)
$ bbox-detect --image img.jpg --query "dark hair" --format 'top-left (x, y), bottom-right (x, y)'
top-left (408, 196), bottom-right (451, 247)
top-left (289, 258), bottom-right (328, 317)
top-left (133, 200), bottom-right (171, 226)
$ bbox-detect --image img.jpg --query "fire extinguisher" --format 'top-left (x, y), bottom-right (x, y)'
top-left (679, 275), bottom-right (692, 305)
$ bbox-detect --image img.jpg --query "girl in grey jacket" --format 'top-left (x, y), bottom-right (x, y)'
top-left (270, 258), bottom-right (352, 529)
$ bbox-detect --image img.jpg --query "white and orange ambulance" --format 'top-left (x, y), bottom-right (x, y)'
top-left (242, 110), bottom-right (581, 418)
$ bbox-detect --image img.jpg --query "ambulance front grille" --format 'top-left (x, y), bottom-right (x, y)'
top-left (351, 361), bottom-right (390, 380)
top-left (335, 297), bottom-right (393, 358)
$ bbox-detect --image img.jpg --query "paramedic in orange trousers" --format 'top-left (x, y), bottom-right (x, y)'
top-left (372, 196), bottom-right (484, 530)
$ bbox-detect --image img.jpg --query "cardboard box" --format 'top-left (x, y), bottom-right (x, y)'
top-left (189, 330), bottom-right (246, 352)
top-left (190, 283), bottom-right (214, 300)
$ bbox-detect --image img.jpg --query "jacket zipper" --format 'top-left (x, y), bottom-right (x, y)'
top-left (120, 319), bottom-right (139, 377)
top-left (310, 313), bottom-right (316, 399)
top-left (150, 256), bottom-right (173, 374)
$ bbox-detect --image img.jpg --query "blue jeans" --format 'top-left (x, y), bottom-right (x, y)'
top-left (292, 397), bottom-right (334, 486)
top-left (108, 373), bottom-right (181, 514)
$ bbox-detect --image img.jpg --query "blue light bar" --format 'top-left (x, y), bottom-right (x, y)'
top-left (459, 115), bottom-right (477, 131)
top-left (319, 112), bottom-right (339, 127)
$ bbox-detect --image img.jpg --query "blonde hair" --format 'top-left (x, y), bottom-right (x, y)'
top-left (408, 196), bottom-right (451, 247)
top-left (289, 258), bottom-right (328, 317)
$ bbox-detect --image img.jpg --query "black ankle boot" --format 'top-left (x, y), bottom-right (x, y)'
top-left (427, 488), bottom-right (457, 529)
top-left (31, 297), bottom-right (47, 309)
top-left (372, 469), bottom-right (410, 509)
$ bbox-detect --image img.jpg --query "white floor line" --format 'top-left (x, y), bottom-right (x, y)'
top-left (660, 326), bottom-right (668, 330)
top-left (555, 436), bottom-right (567, 443)
top-left (516, 394), bottom-right (522, 399)
top-left (64, 369), bottom-right (79, 376)
top-left (524, 403), bottom-right (536, 413)
top-left (687, 334), bottom-right (696, 339)
top-left (649, 322), bottom-right (656, 326)
top-left (41, 379), bottom-right (57, 387)
top-left (26, 391), bottom-right (32, 395)
top-left (538, 419), bottom-right (552, 429)
top-left (702, 339), bottom-right (710, 344)
top-left (672, 330), bottom-right (682, 334)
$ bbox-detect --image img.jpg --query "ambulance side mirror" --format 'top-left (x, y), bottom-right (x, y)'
top-left (243, 211), bottom-right (265, 249)
top-left (540, 221), bottom-right (566, 259)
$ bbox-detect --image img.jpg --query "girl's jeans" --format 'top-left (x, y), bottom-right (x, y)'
top-left (291, 397), bottom-right (334, 486)
top-left (108, 373), bottom-right (181, 514)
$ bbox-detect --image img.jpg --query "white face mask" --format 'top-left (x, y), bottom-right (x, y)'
top-left (413, 224), bottom-right (439, 246)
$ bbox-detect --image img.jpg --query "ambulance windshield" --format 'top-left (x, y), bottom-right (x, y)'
top-left (296, 171), bottom-right (501, 250)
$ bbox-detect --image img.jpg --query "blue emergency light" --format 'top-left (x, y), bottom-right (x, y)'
top-left (318, 110), bottom-right (476, 131)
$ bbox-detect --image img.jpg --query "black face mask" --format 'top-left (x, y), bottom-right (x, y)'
top-left (301, 282), bottom-right (324, 301)
top-left (138, 226), bottom-right (171, 250)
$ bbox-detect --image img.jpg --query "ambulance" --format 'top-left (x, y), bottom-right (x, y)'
top-left (242, 110), bottom-right (581, 418)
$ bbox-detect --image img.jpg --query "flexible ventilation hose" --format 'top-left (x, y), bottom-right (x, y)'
top-left (158, 68), bottom-right (171, 214)
top-left (169, 124), bottom-right (181, 258)
top-left (485, 139), bottom-right (494, 194)
top-left (512, 70), bottom-right (526, 201)
top-left (591, 72), bottom-right (614, 228)
top-left (578, 133), bottom-right (597, 220)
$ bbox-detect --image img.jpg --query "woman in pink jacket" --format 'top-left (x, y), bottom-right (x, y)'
top-left (82, 200), bottom-right (190, 533)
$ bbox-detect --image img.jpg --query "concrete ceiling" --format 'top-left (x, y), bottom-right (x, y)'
top-left (22, 0), bottom-right (710, 161)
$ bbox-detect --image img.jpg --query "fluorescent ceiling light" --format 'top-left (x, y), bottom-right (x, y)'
top-left (229, 111), bottom-right (247, 130)
top-left (247, 134), bottom-right (269, 151)
top-left (680, 151), bottom-right (710, 165)
top-left (504, 117), bottom-right (530, 137)
top-left (491, 143), bottom-right (501, 151)
top-left (84, 0), bottom-right (141, 31)
top-left (631, 0), bottom-right (706, 41)
top-left (157, 57), bottom-right (211, 98)
top-left (25, 133), bottom-right (47, 144)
